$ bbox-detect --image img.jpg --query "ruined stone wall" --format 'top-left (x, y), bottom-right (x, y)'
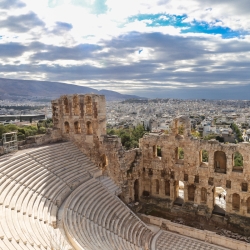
top-left (17, 128), bottom-right (63, 150)
top-left (52, 94), bottom-right (107, 164)
top-left (99, 135), bottom-right (142, 192)
top-left (51, 94), bottom-right (138, 188)
top-left (0, 128), bottom-right (62, 153)
top-left (126, 116), bottom-right (250, 221)
top-left (51, 95), bottom-right (250, 226)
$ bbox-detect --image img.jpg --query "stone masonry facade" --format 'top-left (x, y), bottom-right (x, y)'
top-left (51, 94), bottom-right (250, 235)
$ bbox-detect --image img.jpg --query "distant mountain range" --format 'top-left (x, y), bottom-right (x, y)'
top-left (0, 78), bottom-right (145, 101)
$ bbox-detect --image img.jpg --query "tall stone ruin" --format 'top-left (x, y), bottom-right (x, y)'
top-left (52, 94), bottom-right (250, 235)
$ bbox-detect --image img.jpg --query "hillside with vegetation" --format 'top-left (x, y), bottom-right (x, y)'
top-left (0, 119), bottom-right (53, 141)
top-left (231, 123), bottom-right (244, 143)
top-left (107, 125), bottom-right (146, 149)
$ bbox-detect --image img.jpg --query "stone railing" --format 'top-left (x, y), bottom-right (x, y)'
top-left (140, 214), bottom-right (250, 250)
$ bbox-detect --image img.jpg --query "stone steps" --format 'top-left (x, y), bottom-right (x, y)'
top-left (97, 175), bottom-right (122, 195)
top-left (62, 178), bottom-right (154, 250)
top-left (0, 141), bottom-right (156, 250)
top-left (0, 142), bottom-right (98, 249)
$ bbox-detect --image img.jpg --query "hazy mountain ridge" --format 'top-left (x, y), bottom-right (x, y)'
top-left (0, 78), bottom-right (143, 101)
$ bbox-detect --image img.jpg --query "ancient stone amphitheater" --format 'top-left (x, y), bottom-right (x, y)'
top-left (0, 142), bottom-right (228, 250)
top-left (0, 94), bottom-right (247, 249)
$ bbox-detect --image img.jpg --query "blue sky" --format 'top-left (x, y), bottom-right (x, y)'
top-left (0, 0), bottom-right (250, 99)
top-left (128, 13), bottom-right (247, 39)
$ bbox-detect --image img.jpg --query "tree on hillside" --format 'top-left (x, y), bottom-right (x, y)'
top-left (107, 124), bottom-right (146, 150)
top-left (231, 123), bottom-right (243, 143)
top-left (0, 120), bottom-right (52, 141)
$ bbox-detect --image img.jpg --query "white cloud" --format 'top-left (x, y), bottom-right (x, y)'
top-left (0, 0), bottom-right (250, 99)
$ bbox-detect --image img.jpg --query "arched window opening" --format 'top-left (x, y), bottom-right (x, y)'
top-left (153, 145), bottom-right (156, 157)
top-left (153, 145), bottom-right (162, 158)
top-left (213, 187), bottom-right (226, 216)
top-left (86, 96), bottom-right (92, 115)
top-left (64, 121), bottom-right (70, 134)
top-left (86, 121), bottom-right (93, 135)
top-left (148, 168), bottom-right (153, 176)
top-left (157, 146), bottom-right (162, 158)
top-left (73, 95), bottom-right (79, 115)
top-left (161, 169), bottom-right (166, 178)
top-left (242, 183), bottom-right (248, 192)
top-left (226, 180), bottom-right (231, 189)
top-left (74, 121), bottom-right (81, 134)
top-left (174, 181), bottom-right (184, 206)
top-left (64, 97), bottom-right (69, 113)
top-left (178, 147), bottom-right (184, 159)
top-left (134, 179), bottom-right (139, 201)
top-left (86, 96), bottom-right (92, 104)
top-left (200, 150), bottom-right (208, 166)
top-left (165, 180), bottom-right (170, 196)
top-left (232, 193), bottom-right (240, 211)
top-left (201, 187), bottom-right (207, 203)
top-left (179, 181), bottom-right (184, 199)
top-left (175, 147), bottom-right (184, 164)
top-left (178, 124), bottom-right (184, 135)
top-left (202, 150), bottom-right (208, 162)
top-left (184, 174), bottom-right (188, 181)
top-left (143, 182), bottom-right (150, 197)
top-left (233, 152), bottom-right (243, 172)
top-left (188, 184), bottom-right (196, 202)
top-left (171, 171), bottom-right (175, 179)
top-left (214, 151), bottom-right (227, 173)
top-left (194, 175), bottom-right (199, 183)
top-left (155, 179), bottom-right (159, 194)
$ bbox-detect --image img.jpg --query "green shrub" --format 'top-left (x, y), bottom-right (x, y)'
top-left (107, 124), bottom-right (145, 150)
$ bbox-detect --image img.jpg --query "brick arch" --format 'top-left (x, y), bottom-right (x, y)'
top-left (64, 121), bottom-right (70, 133)
top-left (85, 96), bottom-right (92, 115)
top-left (201, 187), bottom-right (207, 203)
top-left (175, 147), bottom-right (184, 162)
top-left (63, 97), bottom-right (69, 113)
top-left (143, 181), bottom-right (150, 197)
top-left (86, 121), bottom-right (93, 135)
top-left (188, 184), bottom-right (196, 201)
top-left (233, 151), bottom-right (243, 172)
top-left (74, 121), bottom-right (81, 134)
top-left (73, 95), bottom-right (79, 115)
top-left (165, 180), bottom-right (170, 196)
top-left (200, 149), bottom-right (208, 163)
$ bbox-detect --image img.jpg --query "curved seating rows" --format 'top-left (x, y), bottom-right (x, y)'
top-left (0, 142), bottom-right (156, 250)
top-left (0, 142), bottom-right (98, 250)
top-left (62, 178), bottom-right (154, 250)
top-left (96, 175), bottom-right (122, 195)
top-left (154, 230), bottom-right (227, 250)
